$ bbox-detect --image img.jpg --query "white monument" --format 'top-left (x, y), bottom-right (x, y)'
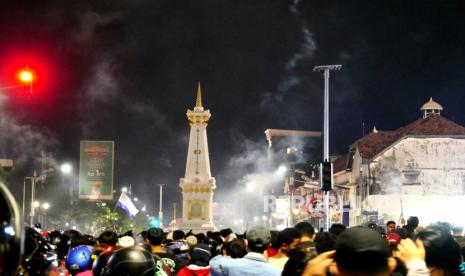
top-left (179, 83), bottom-right (216, 232)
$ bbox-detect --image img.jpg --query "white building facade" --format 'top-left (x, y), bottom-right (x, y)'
top-left (334, 99), bottom-right (465, 226)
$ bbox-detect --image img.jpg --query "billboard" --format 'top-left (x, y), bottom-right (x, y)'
top-left (79, 141), bottom-right (114, 200)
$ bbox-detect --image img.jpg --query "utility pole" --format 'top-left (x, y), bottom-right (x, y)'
top-left (22, 178), bottom-right (26, 223)
top-left (313, 64), bottom-right (342, 231)
top-left (173, 202), bottom-right (177, 228)
top-left (158, 184), bottom-right (165, 228)
top-left (29, 170), bottom-right (37, 226)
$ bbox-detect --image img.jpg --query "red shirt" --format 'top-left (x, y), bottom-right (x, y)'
top-left (177, 265), bottom-right (211, 276)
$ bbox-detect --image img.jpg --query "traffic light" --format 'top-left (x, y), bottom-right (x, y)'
top-left (18, 69), bottom-right (34, 84)
top-left (17, 68), bottom-right (34, 95)
top-left (320, 161), bottom-right (333, 191)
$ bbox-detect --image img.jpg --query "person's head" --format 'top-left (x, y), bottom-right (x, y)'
top-left (335, 227), bottom-right (396, 276)
top-left (386, 221), bottom-right (396, 234)
top-left (220, 228), bottom-right (233, 239)
top-left (172, 230), bottom-right (185, 241)
top-left (452, 226), bottom-right (463, 237)
top-left (415, 226), bottom-right (462, 276)
top-left (407, 216), bottom-right (419, 228)
top-left (329, 223), bottom-right (347, 237)
top-left (223, 238), bottom-right (247, 258)
top-left (22, 226), bottom-right (57, 275)
top-left (98, 231), bottom-right (118, 246)
top-left (118, 235), bottom-right (135, 247)
top-left (393, 227), bottom-right (408, 239)
top-left (207, 234), bottom-right (223, 257)
top-left (314, 232), bottom-right (336, 254)
top-left (270, 230), bottom-right (280, 250)
top-left (92, 249), bottom-right (113, 276)
top-left (190, 243), bottom-right (212, 267)
top-left (101, 247), bottom-right (158, 275)
top-left (48, 230), bottom-right (71, 260)
top-left (282, 248), bottom-right (318, 276)
top-left (276, 228), bottom-right (301, 255)
top-left (64, 229), bottom-right (83, 248)
top-left (186, 235), bottom-right (198, 248)
top-left (146, 227), bottom-right (164, 246)
top-left (246, 226), bottom-right (271, 253)
top-left (66, 245), bottom-right (94, 275)
top-left (195, 233), bottom-right (207, 244)
top-left (295, 221), bottom-right (315, 241)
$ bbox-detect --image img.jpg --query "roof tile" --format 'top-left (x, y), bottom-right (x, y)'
top-left (354, 115), bottom-right (465, 159)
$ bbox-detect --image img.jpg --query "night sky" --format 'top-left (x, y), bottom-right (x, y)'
top-left (0, 0), bottom-right (464, 219)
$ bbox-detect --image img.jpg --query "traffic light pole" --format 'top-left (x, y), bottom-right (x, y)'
top-left (314, 64), bottom-right (342, 230)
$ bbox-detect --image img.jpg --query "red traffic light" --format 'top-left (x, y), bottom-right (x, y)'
top-left (18, 69), bottom-right (34, 84)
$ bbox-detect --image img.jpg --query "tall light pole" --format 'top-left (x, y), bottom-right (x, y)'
top-left (22, 178), bottom-right (27, 223)
top-left (60, 163), bottom-right (73, 204)
top-left (29, 170), bottom-right (38, 226)
top-left (313, 64), bottom-right (342, 230)
top-left (158, 184), bottom-right (165, 228)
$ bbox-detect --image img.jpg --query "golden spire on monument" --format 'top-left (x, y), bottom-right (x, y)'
top-left (195, 81), bottom-right (203, 111)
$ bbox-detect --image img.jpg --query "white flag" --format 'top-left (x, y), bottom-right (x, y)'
top-left (117, 192), bottom-right (139, 217)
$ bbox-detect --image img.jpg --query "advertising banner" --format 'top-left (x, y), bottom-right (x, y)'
top-left (79, 141), bottom-right (114, 200)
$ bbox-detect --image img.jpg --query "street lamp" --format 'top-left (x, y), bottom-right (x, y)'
top-left (33, 201), bottom-right (40, 208)
top-left (42, 202), bottom-right (50, 210)
top-left (60, 163), bottom-right (72, 174)
top-left (60, 163), bottom-right (73, 204)
top-left (122, 187), bottom-right (128, 193)
top-left (313, 64), bottom-right (342, 230)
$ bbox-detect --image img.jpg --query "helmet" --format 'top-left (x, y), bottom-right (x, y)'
top-left (65, 245), bottom-right (93, 275)
top-left (92, 249), bottom-right (113, 276)
top-left (101, 247), bottom-right (158, 276)
top-left (47, 230), bottom-right (71, 260)
top-left (21, 226), bottom-right (57, 275)
top-left (0, 182), bottom-right (23, 275)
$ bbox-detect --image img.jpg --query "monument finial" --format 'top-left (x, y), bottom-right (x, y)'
top-left (196, 81), bottom-right (203, 108)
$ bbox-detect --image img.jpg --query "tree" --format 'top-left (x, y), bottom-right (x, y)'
top-left (118, 212), bottom-right (150, 234)
top-left (91, 205), bottom-right (120, 234)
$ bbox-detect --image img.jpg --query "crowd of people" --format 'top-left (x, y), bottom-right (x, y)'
top-left (4, 218), bottom-right (465, 275)
top-left (2, 183), bottom-right (465, 275)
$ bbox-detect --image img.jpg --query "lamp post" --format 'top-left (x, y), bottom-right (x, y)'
top-left (60, 163), bottom-right (73, 204)
top-left (313, 64), bottom-right (342, 231)
top-left (41, 202), bottom-right (50, 229)
top-left (158, 184), bottom-right (165, 228)
top-left (29, 170), bottom-right (38, 226)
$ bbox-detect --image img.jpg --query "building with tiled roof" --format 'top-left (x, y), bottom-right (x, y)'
top-left (334, 98), bottom-right (465, 226)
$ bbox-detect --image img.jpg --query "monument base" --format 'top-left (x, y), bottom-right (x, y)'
top-left (180, 220), bottom-right (216, 233)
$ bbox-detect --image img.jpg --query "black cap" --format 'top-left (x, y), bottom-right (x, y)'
top-left (147, 228), bottom-right (164, 239)
top-left (335, 227), bottom-right (391, 272)
top-left (191, 243), bottom-right (212, 267)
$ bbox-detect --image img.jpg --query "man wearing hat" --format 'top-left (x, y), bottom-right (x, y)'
top-left (177, 243), bottom-right (212, 276)
top-left (146, 227), bottom-right (185, 274)
top-left (210, 226), bottom-right (280, 276)
top-left (302, 227), bottom-right (429, 276)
